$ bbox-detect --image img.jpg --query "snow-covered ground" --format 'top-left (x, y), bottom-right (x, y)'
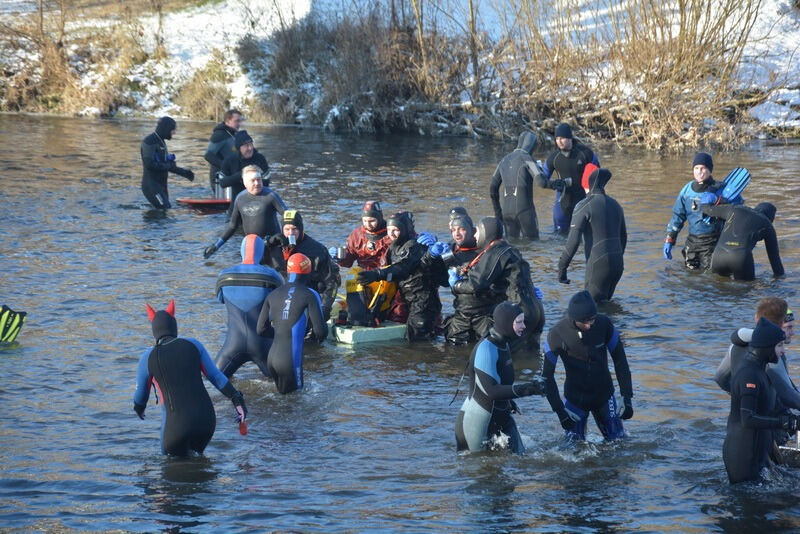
top-left (3, 0), bottom-right (799, 129)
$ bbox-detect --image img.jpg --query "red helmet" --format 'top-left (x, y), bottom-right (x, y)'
top-left (582, 163), bottom-right (599, 191)
top-left (287, 253), bottom-right (312, 274)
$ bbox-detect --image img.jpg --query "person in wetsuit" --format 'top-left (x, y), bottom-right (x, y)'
top-left (455, 301), bottom-right (546, 453)
top-left (204, 109), bottom-right (242, 192)
top-left (538, 123), bottom-right (599, 234)
top-left (723, 317), bottom-right (799, 483)
top-left (450, 216), bottom-right (545, 356)
top-left (256, 253), bottom-right (328, 394)
top-left (203, 165), bottom-right (286, 259)
top-left (558, 166), bottom-right (627, 302)
top-left (133, 300), bottom-right (247, 456)
top-left (490, 131), bottom-right (541, 240)
top-left (698, 200), bottom-right (784, 281)
top-left (263, 210), bottom-right (341, 321)
top-left (542, 290), bottom-right (633, 441)
top-left (334, 201), bottom-right (392, 270)
top-left (426, 208), bottom-right (496, 345)
top-left (139, 116), bottom-right (195, 209)
top-left (219, 130), bottom-right (271, 220)
top-left (215, 234), bottom-right (284, 379)
top-left (356, 211), bottom-right (442, 341)
top-left (663, 152), bottom-right (727, 271)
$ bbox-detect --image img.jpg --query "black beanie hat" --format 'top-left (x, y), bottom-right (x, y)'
top-left (235, 130), bottom-right (254, 149)
top-left (750, 317), bottom-right (785, 348)
top-left (493, 301), bottom-right (523, 339)
top-left (567, 290), bottom-right (597, 322)
top-left (754, 202), bottom-right (777, 223)
top-left (362, 200), bottom-right (383, 222)
top-left (692, 152), bottom-right (713, 172)
top-left (151, 310), bottom-right (177, 343)
top-left (156, 116), bottom-right (176, 140)
top-left (555, 123), bottom-right (573, 139)
top-left (283, 209), bottom-right (304, 234)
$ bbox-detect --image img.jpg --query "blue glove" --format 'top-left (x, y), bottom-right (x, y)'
top-left (534, 286), bottom-right (543, 301)
top-left (448, 267), bottom-right (463, 287)
top-left (328, 246), bottom-right (338, 259)
top-left (166, 154), bottom-right (176, 162)
top-left (698, 192), bottom-right (717, 205)
top-left (416, 232), bottom-right (436, 246)
top-left (429, 242), bottom-right (449, 257)
top-left (663, 240), bottom-right (673, 260)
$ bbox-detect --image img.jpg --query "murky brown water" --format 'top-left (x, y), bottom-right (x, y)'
top-left (1, 115), bottom-right (799, 531)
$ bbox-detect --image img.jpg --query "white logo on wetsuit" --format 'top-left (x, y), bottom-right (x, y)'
top-left (282, 286), bottom-right (295, 319)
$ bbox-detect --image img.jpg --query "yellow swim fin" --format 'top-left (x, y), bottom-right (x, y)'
top-left (0, 305), bottom-right (26, 343)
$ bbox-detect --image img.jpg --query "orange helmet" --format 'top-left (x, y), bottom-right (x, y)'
top-left (287, 253), bottom-right (312, 274)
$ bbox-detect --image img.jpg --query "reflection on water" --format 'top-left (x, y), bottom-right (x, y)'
top-left (0, 115), bottom-right (799, 530)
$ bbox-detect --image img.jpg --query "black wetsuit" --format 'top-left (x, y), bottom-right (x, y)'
top-left (543, 314), bottom-right (632, 440)
top-left (455, 329), bottom-right (525, 453)
top-left (558, 169), bottom-right (627, 302)
top-left (220, 150), bottom-right (270, 218)
top-left (724, 352), bottom-right (786, 483)
top-left (490, 132), bottom-right (540, 240)
top-left (218, 188), bottom-right (285, 245)
top-left (540, 142), bottom-right (598, 234)
top-left (452, 240), bottom-right (545, 354)
top-left (700, 203), bottom-right (783, 281)
top-left (204, 122), bottom-right (237, 191)
top-left (139, 118), bottom-right (193, 209)
top-left (215, 260), bottom-right (284, 378)
top-left (256, 276), bottom-right (328, 394)
top-left (382, 237), bottom-right (442, 341)
top-left (264, 233), bottom-right (341, 319)
top-left (134, 337), bottom-right (233, 455)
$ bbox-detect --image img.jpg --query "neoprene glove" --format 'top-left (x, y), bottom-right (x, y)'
top-left (448, 267), bottom-right (463, 287)
top-left (268, 234), bottom-right (289, 247)
top-left (231, 390), bottom-right (247, 422)
top-left (534, 286), bottom-right (543, 301)
top-left (204, 238), bottom-right (224, 259)
top-left (185, 169), bottom-right (195, 182)
top-left (663, 239), bottom-right (673, 260)
top-left (551, 178), bottom-right (566, 192)
top-left (616, 396), bottom-right (633, 420)
top-left (416, 232), bottom-right (436, 246)
top-left (782, 414), bottom-right (800, 433)
top-left (328, 246), bottom-right (338, 259)
top-left (429, 242), bottom-right (449, 257)
top-left (512, 378), bottom-right (546, 397)
top-left (167, 154), bottom-right (176, 162)
top-left (357, 269), bottom-right (381, 284)
top-left (134, 402), bottom-right (146, 420)
top-left (322, 305), bottom-right (332, 321)
top-left (558, 268), bottom-right (570, 284)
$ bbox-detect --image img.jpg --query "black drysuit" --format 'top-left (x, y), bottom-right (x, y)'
top-left (139, 117), bottom-right (193, 209)
top-left (558, 168), bottom-right (627, 302)
top-left (540, 141), bottom-right (597, 233)
top-left (204, 122), bottom-right (238, 190)
top-left (490, 131), bottom-right (540, 239)
top-left (700, 203), bottom-right (783, 281)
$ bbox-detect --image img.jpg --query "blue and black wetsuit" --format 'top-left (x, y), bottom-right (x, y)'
top-left (490, 131), bottom-right (540, 240)
top-left (139, 117), bottom-right (193, 209)
top-left (558, 168), bottom-right (627, 302)
top-left (212, 188), bottom-right (286, 254)
top-left (215, 235), bottom-right (284, 378)
top-left (540, 142), bottom-right (599, 234)
top-left (543, 313), bottom-right (633, 440)
top-left (699, 202), bottom-right (783, 280)
top-left (134, 336), bottom-right (236, 456)
top-left (256, 274), bottom-right (328, 394)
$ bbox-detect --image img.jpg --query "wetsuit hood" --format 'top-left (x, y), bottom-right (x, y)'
top-left (155, 116), bottom-right (176, 140)
top-left (492, 301), bottom-right (523, 340)
top-left (362, 200), bottom-right (384, 225)
top-left (387, 211), bottom-right (414, 245)
top-left (516, 131), bottom-right (538, 155)
top-left (476, 216), bottom-right (503, 249)
top-left (754, 202), bottom-right (777, 223)
top-left (449, 206), bottom-right (468, 221)
top-left (288, 273), bottom-right (310, 285)
top-left (450, 214), bottom-right (476, 247)
top-left (146, 300), bottom-right (177, 343)
top-left (240, 234), bottom-right (265, 265)
top-left (283, 210), bottom-right (304, 237)
top-left (588, 168), bottom-right (612, 192)
top-left (750, 316), bottom-right (785, 364)
top-left (235, 130), bottom-right (254, 149)
top-left (567, 290), bottom-right (597, 323)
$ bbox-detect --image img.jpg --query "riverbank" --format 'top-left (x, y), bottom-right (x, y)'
top-left (1, 0), bottom-right (798, 150)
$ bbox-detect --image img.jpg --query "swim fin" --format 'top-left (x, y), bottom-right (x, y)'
top-left (702, 167), bottom-right (751, 224)
top-left (0, 305), bottom-right (26, 343)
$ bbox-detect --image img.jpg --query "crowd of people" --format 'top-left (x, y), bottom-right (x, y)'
top-left (134, 112), bottom-right (791, 484)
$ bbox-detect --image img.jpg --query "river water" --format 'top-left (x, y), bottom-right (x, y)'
top-left (1, 115), bottom-right (798, 532)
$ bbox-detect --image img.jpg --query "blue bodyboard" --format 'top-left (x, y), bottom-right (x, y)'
top-left (702, 167), bottom-right (751, 223)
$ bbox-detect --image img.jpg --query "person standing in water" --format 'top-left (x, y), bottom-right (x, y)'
top-left (139, 116), bottom-right (195, 209)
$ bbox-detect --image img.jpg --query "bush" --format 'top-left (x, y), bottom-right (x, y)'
top-left (175, 49), bottom-right (231, 121)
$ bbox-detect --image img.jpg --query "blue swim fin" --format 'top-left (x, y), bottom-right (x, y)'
top-left (702, 167), bottom-right (751, 224)
top-left (0, 305), bottom-right (26, 343)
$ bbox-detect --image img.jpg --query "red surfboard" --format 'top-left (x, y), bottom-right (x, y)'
top-left (176, 197), bottom-right (231, 214)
